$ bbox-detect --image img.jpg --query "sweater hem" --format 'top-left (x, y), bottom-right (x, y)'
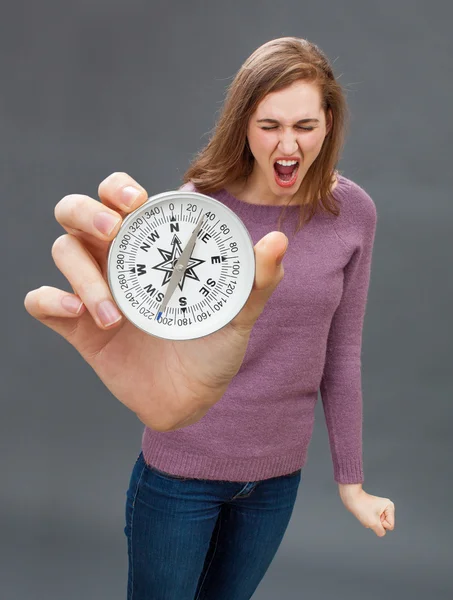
top-left (141, 427), bottom-right (309, 482)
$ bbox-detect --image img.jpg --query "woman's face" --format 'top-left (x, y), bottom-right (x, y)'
top-left (246, 79), bottom-right (332, 203)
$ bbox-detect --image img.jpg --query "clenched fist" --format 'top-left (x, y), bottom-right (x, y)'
top-left (24, 173), bottom-right (288, 432)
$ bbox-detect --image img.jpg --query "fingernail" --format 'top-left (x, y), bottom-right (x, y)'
top-left (121, 186), bottom-right (142, 208)
top-left (94, 212), bottom-right (121, 236)
top-left (61, 295), bottom-right (84, 314)
top-left (97, 300), bottom-right (122, 326)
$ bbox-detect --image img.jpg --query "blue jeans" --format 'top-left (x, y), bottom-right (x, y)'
top-left (124, 451), bottom-right (302, 600)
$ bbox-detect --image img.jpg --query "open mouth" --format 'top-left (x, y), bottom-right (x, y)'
top-left (273, 160), bottom-right (300, 187)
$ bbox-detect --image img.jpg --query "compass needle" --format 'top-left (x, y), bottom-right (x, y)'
top-left (107, 192), bottom-right (255, 340)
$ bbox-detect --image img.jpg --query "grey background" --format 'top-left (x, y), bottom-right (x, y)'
top-left (3, 0), bottom-right (452, 598)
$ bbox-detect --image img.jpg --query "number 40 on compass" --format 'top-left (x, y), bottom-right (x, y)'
top-left (107, 190), bottom-right (256, 341)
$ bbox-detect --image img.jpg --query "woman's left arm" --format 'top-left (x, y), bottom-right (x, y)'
top-left (319, 185), bottom-right (396, 536)
top-left (320, 187), bottom-right (378, 485)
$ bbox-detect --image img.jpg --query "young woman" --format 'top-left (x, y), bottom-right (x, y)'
top-left (24, 37), bottom-right (395, 600)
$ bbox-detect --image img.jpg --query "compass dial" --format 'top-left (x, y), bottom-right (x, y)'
top-left (107, 190), bottom-right (255, 340)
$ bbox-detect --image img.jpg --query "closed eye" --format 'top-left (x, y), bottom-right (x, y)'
top-left (261, 126), bottom-right (314, 131)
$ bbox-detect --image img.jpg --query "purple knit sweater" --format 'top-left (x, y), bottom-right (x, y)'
top-left (141, 173), bottom-right (377, 484)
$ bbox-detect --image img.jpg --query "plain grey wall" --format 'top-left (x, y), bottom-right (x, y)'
top-left (3, 0), bottom-right (452, 598)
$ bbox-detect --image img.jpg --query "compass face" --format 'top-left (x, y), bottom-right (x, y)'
top-left (107, 190), bottom-right (255, 340)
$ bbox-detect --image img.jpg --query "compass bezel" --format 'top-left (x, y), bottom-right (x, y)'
top-left (107, 190), bottom-right (256, 341)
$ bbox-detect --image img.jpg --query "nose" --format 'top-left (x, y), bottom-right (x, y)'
top-left (278, 128), bottom-right (299, 155)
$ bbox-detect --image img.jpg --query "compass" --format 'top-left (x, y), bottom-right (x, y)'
top-left (107, 190), bottom-right (256, 340)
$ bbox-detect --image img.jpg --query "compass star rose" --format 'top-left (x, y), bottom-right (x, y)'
top-left (152, 234), bottom-right (205, 291)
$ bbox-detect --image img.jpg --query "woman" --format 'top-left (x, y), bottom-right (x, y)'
top-left (24, 37), bottom-right (395, 599)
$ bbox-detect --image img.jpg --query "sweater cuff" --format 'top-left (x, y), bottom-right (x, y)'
top-left (334, 458), bottom-right (364, 484)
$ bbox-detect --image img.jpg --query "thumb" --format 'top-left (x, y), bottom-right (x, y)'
top-left (229, 231), bottom-right (288, 334)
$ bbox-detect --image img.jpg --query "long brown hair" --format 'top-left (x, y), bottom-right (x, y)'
top-left (182, 37), bottom-right (349, 234)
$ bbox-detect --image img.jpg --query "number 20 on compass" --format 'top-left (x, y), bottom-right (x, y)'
top-left (107, 190), bottom-right (256, 341)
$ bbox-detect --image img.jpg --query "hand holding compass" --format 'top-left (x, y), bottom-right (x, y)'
top-left (24, 172), bottom-right (288, 431)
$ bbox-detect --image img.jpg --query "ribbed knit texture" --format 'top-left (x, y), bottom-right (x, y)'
top-left (141, 174), bottom-right (377, 483)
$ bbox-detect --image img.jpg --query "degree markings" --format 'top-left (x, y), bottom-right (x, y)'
top-left (121, 205), bottom-right (239, 313)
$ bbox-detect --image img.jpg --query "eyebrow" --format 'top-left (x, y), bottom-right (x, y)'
top-left (256, 118), bottom-right (320, 124)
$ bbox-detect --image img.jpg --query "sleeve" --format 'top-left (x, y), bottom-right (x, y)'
top-left (319, 190), bottom-right (377, 484)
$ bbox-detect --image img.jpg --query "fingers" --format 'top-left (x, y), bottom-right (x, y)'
top-left (24, 286), bottom-right (87, 320)
top-left (55, 193), bottom-right (123, 242)
top-left (51, 233), bottom-right (123, 329)
top-left (54, 172), bottom-right (148, 243)
top-left (383, 503), bottom-right (395, 530)
top-left (98, 171), bottom-right (148, 214)
top-left (26, 172), bottom-right (148, 338)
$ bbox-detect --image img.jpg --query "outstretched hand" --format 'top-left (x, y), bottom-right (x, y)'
top-left (24, 172), bottom-right (289, 432)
